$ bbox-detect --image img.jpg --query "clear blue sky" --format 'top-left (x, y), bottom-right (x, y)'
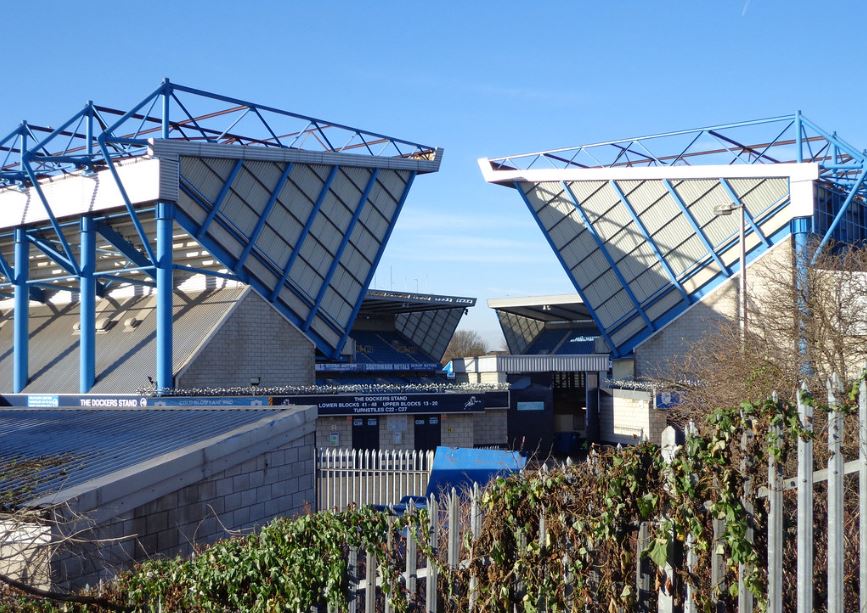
top-left (3, 1), bottom-right (866, 348)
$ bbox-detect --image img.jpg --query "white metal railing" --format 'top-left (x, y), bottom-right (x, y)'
top-left (315, 448), bottom-right (434, 511)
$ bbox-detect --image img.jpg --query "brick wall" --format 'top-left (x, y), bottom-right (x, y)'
top-left (598, 387), bottom-right (665, 445)
top-left (441, 413), bottom-right (474, 447)
top-left (52, 429), bottom-right (315, 589)
top-left (316, 416), bottom-right (354, 449)
top-left (472, 409), bottom-right (508, 446)
top-left (177, 290), bottom-right (315, 388)
top-left (634, 239), bottom-right (794, 379)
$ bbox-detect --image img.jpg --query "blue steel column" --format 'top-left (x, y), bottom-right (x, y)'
top-left (13, 228), bottom-right (29, 392)
top-left (791, 216), bottom-right (812, 376)
top-left (79, 216), bottom-right (96, 392)
top-left (156, 202), bottom-right (174, 390)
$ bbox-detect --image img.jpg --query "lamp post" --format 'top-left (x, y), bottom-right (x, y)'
top-left (713, 201), bottom-right (747, 343)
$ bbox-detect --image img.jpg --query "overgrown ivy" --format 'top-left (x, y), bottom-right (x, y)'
top-left (3, 378), bottom-right (861, 611)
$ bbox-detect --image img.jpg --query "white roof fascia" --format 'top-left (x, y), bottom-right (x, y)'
top-left (488, 294), bottom-right (583, 309)
top-left (478, 159), bottom-right (820, 185)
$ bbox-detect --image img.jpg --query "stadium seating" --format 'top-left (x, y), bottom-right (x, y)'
top-left (351, 330), bottom-right (436, 364)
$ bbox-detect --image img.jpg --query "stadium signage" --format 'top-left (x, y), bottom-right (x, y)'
top-left (272, 393), bottom-right (487, 416)
top-left (315, 363), bottom-right (440, 372)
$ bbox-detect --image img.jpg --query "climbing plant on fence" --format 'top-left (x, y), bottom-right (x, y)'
top-left (3, 377), bottom-right (864, 611)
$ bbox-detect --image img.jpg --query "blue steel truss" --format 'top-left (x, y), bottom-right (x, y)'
top-left (0, 81), bottom-right (437, 393)
top-left (488, 113), bottom-right (867, 359)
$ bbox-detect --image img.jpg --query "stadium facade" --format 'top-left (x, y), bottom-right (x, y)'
top-left (479, 113), bottom-right (867, 380)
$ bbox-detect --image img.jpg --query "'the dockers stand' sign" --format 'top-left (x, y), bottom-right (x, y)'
top-left (271, 393), bottom-right (486, 416)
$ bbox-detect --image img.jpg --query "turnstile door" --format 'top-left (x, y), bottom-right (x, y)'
top-left (414, 415), bottom-right (441, 451)
top-left (352, 416), bottom-right (380, 450)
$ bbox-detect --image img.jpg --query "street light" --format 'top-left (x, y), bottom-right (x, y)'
top-left (713, 201), bottom-right (747, 343)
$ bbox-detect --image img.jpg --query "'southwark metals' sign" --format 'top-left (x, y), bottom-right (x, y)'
top-left (272, 393), bottom-right (487, 416)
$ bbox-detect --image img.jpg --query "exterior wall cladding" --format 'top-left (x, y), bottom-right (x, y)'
top-left (52, 428), bottom-right (315, 589)
top-left (633, 237), bottom-right (794, 379)
top-left (177, 290), bottom-right (315, 388)
top-left (315, 409), bottom-right (508, 450)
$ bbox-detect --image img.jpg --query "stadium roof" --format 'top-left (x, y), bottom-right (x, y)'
top-left (0, 81), bottom-right (442, 367)
top-left (479, 113), bottom-right (867, 358)
top-left (361, 289), bottom-right (475, 315)
top-left (487, 294), bottom-right (591, 322)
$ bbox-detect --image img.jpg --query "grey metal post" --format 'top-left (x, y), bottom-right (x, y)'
top-left (767, 394), bottom-right (783, 613)
top-left (860, 373), bottom-right (867, 613)
top-left (348, 547), bottom-right (358, 613)
top-left (365, 548), bottom-right (376, 613)
top-left (406, 500), bottom-right (417, 600)
top-left (827, 376), bottom-right (844, 613)
top-left (658, 426), bottom-right (677, 613)
top-left (738, 411), bottom-right (754, 613)
top-left (426, 494), bottom-right (439, 613)
top-left (796, 383), bottom-right (813, 613)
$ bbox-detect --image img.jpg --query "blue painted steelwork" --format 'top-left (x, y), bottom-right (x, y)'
top-left (173, 264), bottom-right (241, 282)
top-left (26, 233), bottom-right (77, 275)
top-left (271, 165), bottom-right (339, 302)
top-left (811, 167), bottom-right (867, 263)
top-left (335, 171), bottom-right (417, 355)
top-left (13, 229), bottom-right (28, 392)
top-left (663, 179), bottom-right (730, 275)
top-left (237, 163), bottom-right (293, 270)
top-left (304, 169), bottom-right (380, 331)
top-left (514, 182), bottom-right (619, 356)
top-left (155, 202), bottom-right (174, 391)
top-left (171, 203), bottom-right (337, 355)
top-left (560, 182), bottom-right (654, 330)
top-left (719, 179), bottom-right (771, 247)
top-left (791, 216), bottom-right (812, 375)
top-left (609, 180), bottom-right (690, 304)
top-left (94, 223), bottom-right (155, 278)
top-left (198, 159), bottom-right (244, 239)
top-left (79, 217), bottom-right (96, 393)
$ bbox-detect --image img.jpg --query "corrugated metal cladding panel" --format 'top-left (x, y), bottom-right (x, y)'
top-left (727, 178), bottom-right (788, 219)
top-left (176, 153), bottom-right (413, 356)
top-left (496, 310), bottom-right (545, 355)
top-left (395, 307), bottom-right (464, 362)
top-left (0, 288), bottom-right (245, 394)
top-left (496, 354), bottom-right (609, 373)
top-left (0, 408), bottom-right (286, 502)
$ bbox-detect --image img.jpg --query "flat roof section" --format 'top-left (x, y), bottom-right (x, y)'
top-left (0, 405), bottom-right (313, 509)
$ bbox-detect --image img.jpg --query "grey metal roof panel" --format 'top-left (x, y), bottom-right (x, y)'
top-left (0, 407), bottom-right (286, 504)
top-left (0, 288), bottom-right (245, 394)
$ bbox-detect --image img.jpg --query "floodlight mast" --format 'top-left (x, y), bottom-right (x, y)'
top-left (713, 202), bottom-right (747, 346)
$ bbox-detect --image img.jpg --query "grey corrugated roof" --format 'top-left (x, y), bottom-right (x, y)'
top-left (0, 407), bottom-right (286, 505)
top-left (0, 287), bottom-right (246, 394)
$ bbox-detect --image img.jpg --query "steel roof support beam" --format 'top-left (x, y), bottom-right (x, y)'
top-left (79, 216), bottom-right (96, 393)
top-left (155, 201), bottom-right (174, 392)
top-left (335, 171), bottom-right (417, 356)
top-left (27, 233), bottom-right (77, 275)
top-left (812, 167), bottom-right (867, 263)
top-left (238, 163), bottom-right (293, 271)
top-left (13, 228), bottom-right (29, 392)
top-left (198, 159), bottom-right (244, 240)
top-left (95, 223), bottom-right (156, 279)
top-left (663, 179), bottom-right (730, 276)
top-left (271, 165), bottom-right (339, 302)
top-left (304, 168), bottom-right (380, 341)
top-left (719, 178), bottom-right (772, 248)
top-left (516, 182), bottom-right (619, 356)
top-left (609, 180), bottom-right (690, 305)
top-left (561, 182), bottom-right (654, 331)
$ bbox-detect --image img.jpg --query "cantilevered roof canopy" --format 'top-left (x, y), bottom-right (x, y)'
top-left (480, 113), bottom-right (867, 358)
top-left (0, 81), bottom-right (442, 361)
top-left (488, 294), bottom-right (591, 322)
top-left (358, 290), bottom-right (476, 363)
